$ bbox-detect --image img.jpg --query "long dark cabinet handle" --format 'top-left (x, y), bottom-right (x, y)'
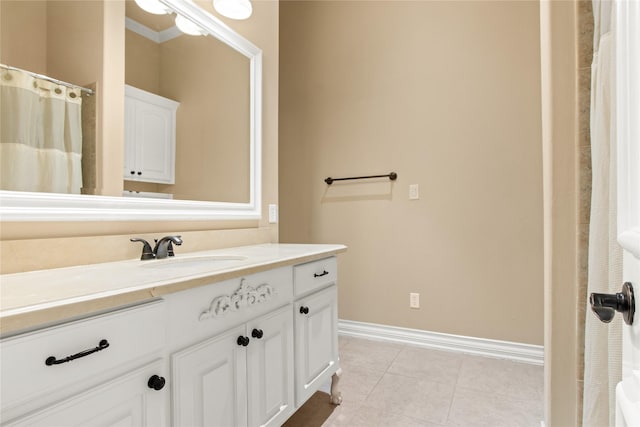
top-left (45, 339), bottom-right (110, 366)
top-left (314, 270), bottom-right (329, 278)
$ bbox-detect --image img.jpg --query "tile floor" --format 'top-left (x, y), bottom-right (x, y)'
top-left (285, 335), bottom-right (544, 427)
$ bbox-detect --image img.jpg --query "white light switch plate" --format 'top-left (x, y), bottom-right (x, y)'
top-left (268, 204), bottom-right (278, 223)
top-left (410, 292), bottom-right (420, 308)
top-left (409, 184), bottom-right (419, 200)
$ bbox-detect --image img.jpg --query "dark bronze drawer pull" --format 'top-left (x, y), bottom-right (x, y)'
top-left (45, 339), bottom-right (110, 366)
top-left (314, 270), bottom-right (329, 278)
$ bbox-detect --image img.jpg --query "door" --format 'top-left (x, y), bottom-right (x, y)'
top-left (294, 286), bottom-right (339, 406)
top-left (614, 2), bottom-right (640, 425)
top-left (134, 100), bottom-right (174, 183)
top-left (123, 86), bottom-right (178, 184)
top-left (246, 305), bottom-right (295, 427)
top-left (172, 325), bottom-right (248, 427)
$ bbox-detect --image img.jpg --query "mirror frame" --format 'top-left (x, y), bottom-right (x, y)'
top-left (0, 0), bottom-right (262, 221)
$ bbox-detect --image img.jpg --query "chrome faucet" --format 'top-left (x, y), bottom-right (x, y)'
top-left (130, 235), bottom-right (183, 260)
top-left (153, 235), bottom-right (183, 259)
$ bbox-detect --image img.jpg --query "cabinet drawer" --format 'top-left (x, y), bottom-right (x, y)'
top-left (293, 257), bottom-right (337, 296)
top-left (0, 301), bottom-right (166, 418)
top-left (5, 359), bottom-right (167, 427)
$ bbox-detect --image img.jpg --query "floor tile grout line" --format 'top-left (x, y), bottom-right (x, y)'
top-left (442, 355), bottom-right (467, 425)
top-left (357, 342), bottom-right (405, 405)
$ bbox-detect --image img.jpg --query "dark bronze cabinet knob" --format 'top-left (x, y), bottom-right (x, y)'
top-left (147, 375), bottom-right (166, 391)
top-left (237, 336), bottom-right (250, 346)
top-left (300, 306), bottom-right (309, 315)
top-left (252, 329), bottom-right (263, 339)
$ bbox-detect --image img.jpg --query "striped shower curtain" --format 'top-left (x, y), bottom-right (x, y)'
top-left (0, 66), bottom-right (83, 194)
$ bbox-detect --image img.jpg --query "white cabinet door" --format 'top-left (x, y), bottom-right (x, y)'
top-left (172, 325), bottom-right (248, 427)
top-left (124, 85), bottom-right (178, 184)
top-left (6, 361), bottom-right (167, 427)
top-left (294, 285), bottom-right (339, 405)
top-left (247, 306), bottom-right (295, 427)
top-left (133, 101), bottom-right (174, 183)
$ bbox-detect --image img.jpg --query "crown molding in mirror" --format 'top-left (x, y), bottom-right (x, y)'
top-left (0, 0), bottom-right (262, 222)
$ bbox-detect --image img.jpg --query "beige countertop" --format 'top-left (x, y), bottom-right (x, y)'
top-left (0, 243), bottom-right (347, 336)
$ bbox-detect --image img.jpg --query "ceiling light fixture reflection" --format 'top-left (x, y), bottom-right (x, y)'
top-left (134, 0), bottom-right (170, 15)
top-left (213, 0), bottom-right (252, 20)
top-left (175, 15), bottom-right (206, 36)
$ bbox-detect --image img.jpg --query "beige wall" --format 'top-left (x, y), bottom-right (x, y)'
top-left (46, 1), bottom-right (103, 90)
top-left (0, 0), bottom-right (279, 274)
top-left (125, 30), bottom-right (161, 94)
top-left (0, 1), bottom-right (47, 74)
top-left (160, 33), bottom-right (250, 202)
top-left (280, 1), bottom-right (544, 345)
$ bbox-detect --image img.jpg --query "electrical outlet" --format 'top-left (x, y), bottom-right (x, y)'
top-left (410, 292), bottom-right (420, 309)
top-left (409, 184), bottom-right (419, 200)
top-left (268, 204), bottom-right (278, 224)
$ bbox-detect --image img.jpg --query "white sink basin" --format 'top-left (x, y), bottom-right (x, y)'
top-left (141, 255), bottom-right (248, 270)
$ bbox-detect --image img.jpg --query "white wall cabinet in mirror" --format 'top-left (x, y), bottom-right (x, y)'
top-left (0, 0), bottom-right (262, 221)
top-left (124, 85), bottom-right (178, 185)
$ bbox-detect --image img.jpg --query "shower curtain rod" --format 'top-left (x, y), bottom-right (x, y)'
top-left (0, 64), bottom-right (94, 95)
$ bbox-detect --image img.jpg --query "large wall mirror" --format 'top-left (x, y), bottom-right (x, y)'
top-left (0, 0), bottom-right (262, 221)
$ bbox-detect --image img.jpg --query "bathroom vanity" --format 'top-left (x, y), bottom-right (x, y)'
top-left (0, 244), bottom-right (346, 426)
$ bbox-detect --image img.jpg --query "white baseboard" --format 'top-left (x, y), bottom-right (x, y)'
top-left (338, 319), bottom-right (544, 366)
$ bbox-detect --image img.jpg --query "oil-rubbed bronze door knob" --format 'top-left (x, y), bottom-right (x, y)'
top-left (590, 282), bottom-right (635, 325)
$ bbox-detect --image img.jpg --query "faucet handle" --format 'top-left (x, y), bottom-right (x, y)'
top-left (130, 238), bottom-right (155, 260)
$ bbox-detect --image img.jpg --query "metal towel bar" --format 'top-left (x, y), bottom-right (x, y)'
top-left (324, 172), bottom-right (397, 185)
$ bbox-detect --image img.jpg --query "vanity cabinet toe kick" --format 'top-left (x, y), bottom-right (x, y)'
top-left (0, 255), bottom-right (342, 427)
